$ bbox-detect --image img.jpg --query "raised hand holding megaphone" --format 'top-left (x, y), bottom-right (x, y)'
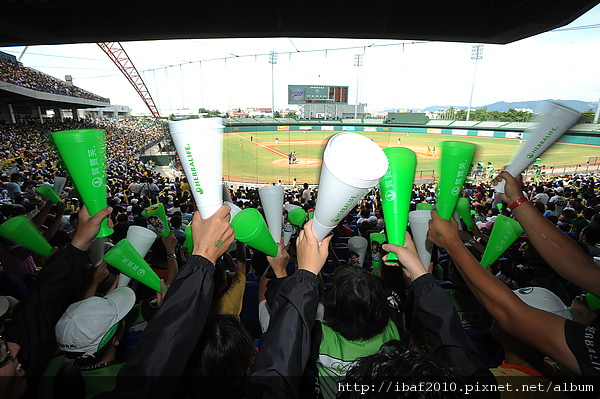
top-left (495, 101), bottom-right (581, 193)
top-left (169, 118), bottom-right (224, 218)
top-left (312, 133), bottom-right (388, 242)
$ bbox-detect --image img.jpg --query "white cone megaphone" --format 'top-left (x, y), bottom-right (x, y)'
top-left (259, 186), bottom-right (284, 242)
top-left (496, 102), bottom-right (581, 193)
top-left (348, 236), bottom-right (369, 268)
top-left (169, 118), bottom-right (224, 218)
top-left (312, 133), bottom-right (388, 242)
top-left (118, 226), bottom-right (158, 287)
top-left (408, 210), bottom-right (433, 269)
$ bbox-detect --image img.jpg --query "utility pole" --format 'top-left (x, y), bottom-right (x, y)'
top-left (466, 44), bottom-right (484, 122)
top-left (354, 54), bottom-right (363, 119)
top-left (269, 51), bottom-right (278, 118)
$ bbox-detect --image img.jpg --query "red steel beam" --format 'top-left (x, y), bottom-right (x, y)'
top-left (97, 42), bottom-right (160, 118)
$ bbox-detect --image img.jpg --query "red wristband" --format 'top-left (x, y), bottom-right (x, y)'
top-left (507, 196), bottom-right (527, 211)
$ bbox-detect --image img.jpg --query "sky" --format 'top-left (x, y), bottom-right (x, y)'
top-left (1, 5), bottom-right (600, 115)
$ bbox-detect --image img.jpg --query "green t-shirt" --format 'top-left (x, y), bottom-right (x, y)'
top-left (316, 319), bottom-right (400, 399)
top-left (39, 355), bottom-right (124, 399)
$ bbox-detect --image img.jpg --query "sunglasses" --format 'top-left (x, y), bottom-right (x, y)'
top-left (0, 335), bottom-right (13, 369)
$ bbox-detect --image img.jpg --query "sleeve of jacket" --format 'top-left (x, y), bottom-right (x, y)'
top-left (96, 255), bottom-right (215, 399)
top-left (4, 244), bottom-right (89, 377)
top-left (411, 273), bottom-right (492, 377)
top-left (247, 269), bottom-right (320, 399)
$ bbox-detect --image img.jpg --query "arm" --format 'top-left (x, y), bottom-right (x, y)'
top-left (383, 233), bottom-right (490, 376)
top-left (495, 171), bottom-right (600, 297)
top-left (161, 232), bottom-right (179, 286)
top-left (427, 210), bottom-right (581, 375)
top-left (31, 199), bottom-right (53, 229)
top-left (248, 220), bottom-right (332, 399)
top-left (101, 205), bottom-right (235, 398)
top-left (235, 239), bottom-right (247, 275)
top-left (81, 261), bottom-right (109, 299)
top-left (42, 202), bottom-right (66, 242)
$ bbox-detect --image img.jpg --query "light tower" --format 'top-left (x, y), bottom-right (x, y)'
top-left (269, 51), bottom-right (278, 118)
top-left (466, 44), bottom-right (484, 122)
top-left (354, 54), bottom-right (363, 118)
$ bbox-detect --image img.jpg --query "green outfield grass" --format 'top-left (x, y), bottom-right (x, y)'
top-left (222, 130), bottom-right (600, 185)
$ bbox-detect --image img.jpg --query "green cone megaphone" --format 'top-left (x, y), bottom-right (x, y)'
top-left (480, 215), bottom-right (524, 269)
top-left (380, 147), bottom-right (416, 263)
top-left (584, 293), bottom-right (600, 311)
top-left (103, 239), bottom-right (162, 292)
top-left (231, 208), bottom-right (278, 257)
top-left (141, 203), bottom-right (170, 238)
top-left (370, 232), bottom-right (387, 277)
top-left (183, 224), bottom-right (194, 255)
top-left (52, 129), bottom-right (113, 237)
top-left (288, 208), bottom-right (307, 227)
top-left (436, 141), bottom-right (476, 220)
top-left (416, 203), bottom-right (434, 210)
top-left (37, 183), bottom-right (61, 204)
top-left (455, 197), bottom-right (474, 231)
top-left (0, 215), bottom-right (53, 257)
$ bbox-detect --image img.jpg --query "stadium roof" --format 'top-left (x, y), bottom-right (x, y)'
top-left (0, 1), bottom-right (598, 47)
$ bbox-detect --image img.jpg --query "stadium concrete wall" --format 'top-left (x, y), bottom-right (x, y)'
top-left (224, 124), bottom-right (600, 146)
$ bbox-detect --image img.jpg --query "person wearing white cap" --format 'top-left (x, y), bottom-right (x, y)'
top-left (489, 287), bottom-right (574, 394)
top-left (94, 204), bottom-right (235, 398)
top-left (1, 205), bottom-right (114, 396)
top-left (428, 170), bottom-right (600, 378)
top-left (39, 287), bottom-right (136, 398)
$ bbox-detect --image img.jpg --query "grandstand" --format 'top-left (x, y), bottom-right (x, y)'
top-left (0, 54), bottom-right (109, 123)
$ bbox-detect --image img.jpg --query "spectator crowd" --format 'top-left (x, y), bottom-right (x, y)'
top-left (1, 117), bottom-right (600, 398)
top-left (0, 59), bottom-right (109, 102)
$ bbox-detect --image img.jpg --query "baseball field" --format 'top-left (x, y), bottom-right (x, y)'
top-left (222, 130), bottom-right (600, 185)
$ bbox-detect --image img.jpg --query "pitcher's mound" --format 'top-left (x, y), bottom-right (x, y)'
top-left (272, 158), bottom-right (322, 168)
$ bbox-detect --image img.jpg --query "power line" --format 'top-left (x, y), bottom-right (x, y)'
top-left (0, 49), bottom-right (107, 62)
top-left (140, 40), bottom-right (431, 73)
top-left (552, 23), bottom-right (600, 32)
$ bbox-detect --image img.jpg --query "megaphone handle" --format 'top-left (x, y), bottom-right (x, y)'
top-left (386, 252), bottom-right (399, 264)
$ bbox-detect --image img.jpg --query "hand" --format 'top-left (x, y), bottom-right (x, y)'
top-left (156, 280), bottom-right (167, 307)
top-left (161, 231), bottom-right (178, 254)
top-left (55, 202), bottom-right (67, 215)
top-left (92, 261), bottom-right (110, 285)
top-left (296, 220), bottom-right (332, 276)
top-left (267, 238), bottom-right (290, 278)
top-left (427, 210), bottom-right (461, 250)
top-left (71, 205), bottom-right (113, 251)
top-left (191, 205), bottom-right (235, 265)
top-left (382, 232), bottom-right (428, 283)
top-left (492, 170), bottom-right (524, 204)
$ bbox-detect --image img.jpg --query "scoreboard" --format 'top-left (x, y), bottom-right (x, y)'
top-left (288, 85), bottom-right (348, 104)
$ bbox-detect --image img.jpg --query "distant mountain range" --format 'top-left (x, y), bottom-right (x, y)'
top-left (421, 100), bottom-right (598, 113)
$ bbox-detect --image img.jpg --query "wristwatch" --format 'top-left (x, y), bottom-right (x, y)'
top-left (166, 253), bottom-right (177, 259)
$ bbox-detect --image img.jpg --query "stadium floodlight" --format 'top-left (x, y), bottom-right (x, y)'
top-left (269, 51), bottom-right (278, 118)
top-left (466, 44), bottom-right (484, 122)
top-left (354, 54), bottom-right (363, 118)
